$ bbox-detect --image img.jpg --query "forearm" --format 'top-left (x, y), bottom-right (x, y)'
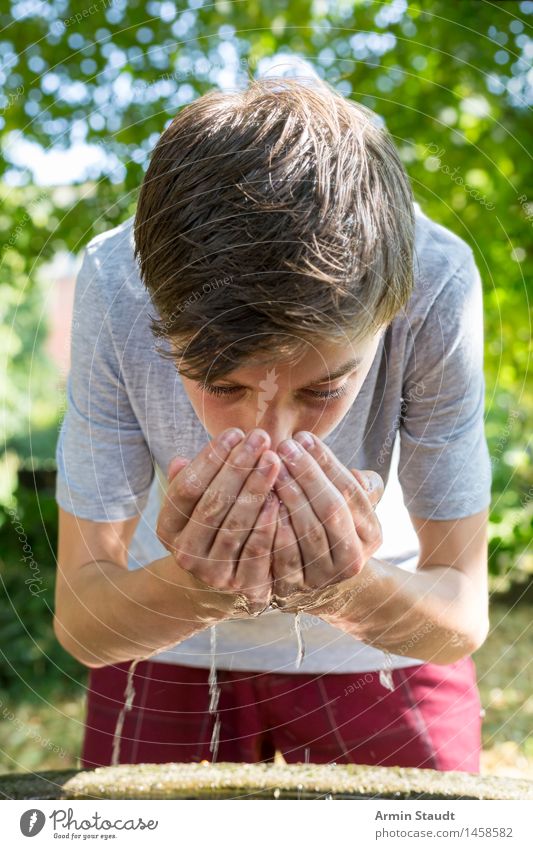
top-left (292, 558), bottom-right (489, 664)
top-left (54, 554), bottom-right (249, 668)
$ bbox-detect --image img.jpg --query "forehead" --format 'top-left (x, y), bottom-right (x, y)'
top-left (225, 331), bottom-right (382, 382)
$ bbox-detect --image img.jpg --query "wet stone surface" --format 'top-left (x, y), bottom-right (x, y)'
top-left (1, 762), bottom-right (533, 800)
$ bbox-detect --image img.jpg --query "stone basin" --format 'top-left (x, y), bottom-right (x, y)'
top-left (1, 762), bottom-right (533, 800)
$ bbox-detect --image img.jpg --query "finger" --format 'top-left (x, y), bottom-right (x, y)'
top-left (292, 432), bottom-right (383, 543)
top-left (185, 429), bottom-right (273, 558)
top-left (208, 449), bottom-right (280, 581)
top-left (234, 493), bottom-right (280, 606)
top-left (273, 460), bottom-right (333, 589)
top-left (272, 502), bottom-right (305, 599)
top-left (350, 468), bottom-right (385, 506)
top-left (277, 437), bottom-right (359, 579)
top-left (167, 456), bottom-right (190, 482)
top-left (294, 432), bottom-right (384, 510)
top-left (157, 427), bottom-right (244, 542)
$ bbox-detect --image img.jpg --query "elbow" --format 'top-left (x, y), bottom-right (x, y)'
top-left (469, 615), bottom-right (490, 655)
top-left (53, 616), bottom-right (105, 669)
top-left (433, 618), bottom-right (490, 665)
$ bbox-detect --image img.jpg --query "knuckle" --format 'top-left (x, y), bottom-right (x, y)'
top-left (216, 531), bottom-right (241, 557)
top-left (246, 478), bottom-right (269, 499)
top-left (275, 518), bottom-right (294, 540)
top-left (341, 482), bottom-right (360, 502)
top-left (176, 549), bottom-right (196, 572)
top-left (335, 538), bottom-right (356, 558)
top-left (302, 523), bottom-right (325, 546)
top-left (242, 541), bottom-right (269, 561)
top-left (359, 514), bottom-right (380, 542)
top-left (197, 489), bottom-right (225, 524)
top-left (321, 497), bottom-right (345, 525)
top-left (225, 575), bottom-right (246, 593)
top-left (179, 475), bottom-right (204, 499)
top-left (224, 512), bottom-right (244, 532)
top-left (356, 516), bottom-right (373, 538)
top-left (253, 524), bottom-right (273, 545)
top-left (285, 553), bottom-right (302, 571)
top-left (274, 547), bottom-right (301, 572)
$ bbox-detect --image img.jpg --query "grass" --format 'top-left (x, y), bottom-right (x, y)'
top-left (0, 601), bottom-right (531, 780)
top-left (475, 601), bottom-right (533, 779)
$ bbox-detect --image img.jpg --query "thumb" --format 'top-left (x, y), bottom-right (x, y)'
top-left (350, 469), bottom-right (384, 507)
top-left (166, 456), bottom-right (190, 483)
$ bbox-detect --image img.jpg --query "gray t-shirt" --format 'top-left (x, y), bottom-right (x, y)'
top-left (55, 202), bottom-right (492, 674)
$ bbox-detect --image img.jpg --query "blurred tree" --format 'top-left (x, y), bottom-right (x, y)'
top-left (0, 0), bottom-right (531, 588)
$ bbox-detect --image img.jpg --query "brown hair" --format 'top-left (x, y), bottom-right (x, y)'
top-left (134, 75), bottom-right (415, 383)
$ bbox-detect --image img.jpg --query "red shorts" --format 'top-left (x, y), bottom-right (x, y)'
top-left (81, 656), bottom-right (482, 773)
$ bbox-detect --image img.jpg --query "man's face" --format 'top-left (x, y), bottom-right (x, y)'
top-left (178, 329), bottom-right (385, 451)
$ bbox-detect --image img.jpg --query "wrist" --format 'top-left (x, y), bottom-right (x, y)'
top-left (157, 554), bottom-right (269, 622)
top-left (271, 577), bottom-right (357, 619)
top-left (272, 559), bottom-right (377, 620)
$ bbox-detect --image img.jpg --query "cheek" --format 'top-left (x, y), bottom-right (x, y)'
top-left (300, 393), bottom-right (357, 438)
top-left (189, 396), bottom-right (236, 435)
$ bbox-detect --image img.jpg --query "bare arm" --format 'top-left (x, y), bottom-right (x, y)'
top-left (269, 432), bottom-right (489, 665)
top-left (54, 427), bottom-right (281, 669)
top-left (53, 509), bottom-right (242, 669)
top-left (304, 509), bottom-right (490, 665)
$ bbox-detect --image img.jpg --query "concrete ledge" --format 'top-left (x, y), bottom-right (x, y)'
top-left (1, 762), bottom-right (533, 800)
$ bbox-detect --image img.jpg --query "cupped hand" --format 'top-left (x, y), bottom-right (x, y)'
top-left (271, 431), bottom-right (384, 606)
top-left (156, 427), bottom-right (281, 615)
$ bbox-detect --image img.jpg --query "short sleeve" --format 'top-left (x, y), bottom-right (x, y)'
top-left (55, 247), bottom-right (155, 521)
top-left (398, 249), bottom-right (492, 520)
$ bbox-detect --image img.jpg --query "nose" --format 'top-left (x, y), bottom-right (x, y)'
top-left (252, 405), bottom-right (298, 453)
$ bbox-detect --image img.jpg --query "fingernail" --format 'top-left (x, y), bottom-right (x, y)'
top-left (278, 439), bottom-right (303, 460)
top-left (245, 429), bottom-right (267, 450)
top-left (361, 473), bottom-right (373, 492)
top-left (218, 428), bottom-right (244, 450)
top-left (362, 471), bottom-right (382, 493)
top-left (294, 431), bottom-right (314, 449)
top-left (257, 452), bottom-right (275, 476)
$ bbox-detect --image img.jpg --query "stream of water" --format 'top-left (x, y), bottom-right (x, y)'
top-left (111, 657), bottom-right (142, 766)
top-left (208, 624), bottom-right (222, 762)
top-left (293, 610), bottom-right (306, 669)
top-left (111, 610), bottom-right (395, 765)
top-left (379, 650), bottom-right (396, 691)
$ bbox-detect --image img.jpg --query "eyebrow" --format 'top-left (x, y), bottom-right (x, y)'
top-left (308, 357), bottom-right (362, 385)
top-left (207, 357), bottom-right (362, 389)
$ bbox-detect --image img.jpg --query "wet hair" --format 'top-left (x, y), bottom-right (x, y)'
top-left (134, 74), bottom-right (415, 383)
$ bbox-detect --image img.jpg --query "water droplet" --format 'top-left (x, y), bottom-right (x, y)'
top-left (379, 650), bottom-right (395, 691)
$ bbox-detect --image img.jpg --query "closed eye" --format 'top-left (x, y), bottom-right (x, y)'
top-left (199, 382), bottom-right (350, 401)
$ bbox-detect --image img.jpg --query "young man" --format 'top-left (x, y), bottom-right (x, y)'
top-left (54, 76), bottom-right (491, 773)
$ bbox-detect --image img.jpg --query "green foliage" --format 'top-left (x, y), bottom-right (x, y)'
top-left (0, 484), bottom-right (87, 703)
top-left (0, 0), bottom-right (531, 595)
